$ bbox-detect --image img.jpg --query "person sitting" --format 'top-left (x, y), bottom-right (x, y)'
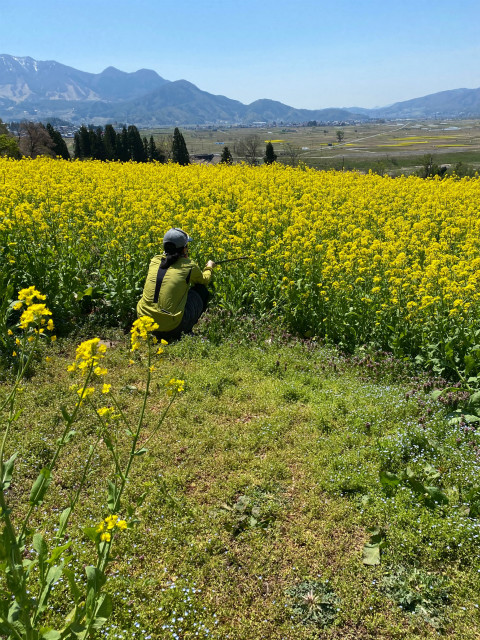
top-left (136, 228), bottom-right (215, 340)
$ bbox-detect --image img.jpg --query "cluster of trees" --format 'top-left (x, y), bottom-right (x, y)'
top-left (0, 119), bottom-right (69, 159)
top-left (73, 124), bottom-right (165, 162)
top-left (0, 119), bottom-right (20, 158)
top-left (73, 125), bottom-right (193, 164)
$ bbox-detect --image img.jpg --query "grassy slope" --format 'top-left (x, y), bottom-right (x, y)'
top-left (2, 319), bottom-right (480, 639)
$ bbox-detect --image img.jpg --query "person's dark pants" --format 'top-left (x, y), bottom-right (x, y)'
top-left (154, 284), bottom-right (210, 341)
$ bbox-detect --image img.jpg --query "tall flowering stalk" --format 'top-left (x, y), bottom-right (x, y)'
top-left (0, 296), bottom-right (184, 639)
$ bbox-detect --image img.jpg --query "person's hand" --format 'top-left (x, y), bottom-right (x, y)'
top-left (206, 260), bottom-right (215, 269)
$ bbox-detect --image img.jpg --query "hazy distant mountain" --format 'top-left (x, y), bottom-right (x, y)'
top-left (0, 54), bottom-right (366, 125)
top-left (0, 55), bottom-right (168, 104)
top-left (85, 82), bottom-right (362, 126)
top-left (369, 88), bottom-right (480, 119)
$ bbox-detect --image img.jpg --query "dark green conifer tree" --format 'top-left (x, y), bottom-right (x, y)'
top-left (76, 125), bottom-right (91, 159)
top-left (45, 123), bottom-right (70, 159)
top-left (263, 141), bottom-right (277, 164)
top-left (73, 132), bottom-right (82, 159)
top-left (118, 126), bottom-right (130, 161)
top-left (220, 145), bottom-right (233, 164)
top-left (171, 127), bottom-right (190, 165)
top-left (89, 127), bottom-right (106, 161)
top-left (104, 124), bottom-right (117, 160)
top-left (127, 125), bottom-right (146, 162)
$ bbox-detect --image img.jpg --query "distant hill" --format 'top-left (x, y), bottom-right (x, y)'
top-left (0, 55), bottom-right (168, 104)
top-left (0, 54), bottom-right (366, 126)
top-left (369, 88), bottom-right (480, 119)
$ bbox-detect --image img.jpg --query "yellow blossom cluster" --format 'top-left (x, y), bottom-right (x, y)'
top-left (166, 378), bottom-right (185, 395)
top-left (130, 316), bottom-right (159, 351)
top-left (68, 337), bottom-right (107, 375)
top-left (14, 286), bottom-right (53, 332)
top-left (95, 514), bottom-right (128, 542)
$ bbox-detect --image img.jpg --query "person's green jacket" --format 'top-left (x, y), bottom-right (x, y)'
top-left (137, 255), bottom-right (213, 331)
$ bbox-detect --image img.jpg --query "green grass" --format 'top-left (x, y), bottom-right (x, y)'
top-left (2, 314), bottom-right (480, 639)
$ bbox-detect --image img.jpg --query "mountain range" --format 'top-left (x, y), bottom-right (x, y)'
top-left (1, 54), bottom-right (480, 126)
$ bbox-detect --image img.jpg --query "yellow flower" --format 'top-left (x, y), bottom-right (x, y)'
top-left (19, 303), bottom-right (52, 330)
top-left (130, 316), bottom-right (160, 351)
top-left (97, 406), bottom-right (114, 418)
top-left (94, 366), bottom-right (108, 376)
top-left (102, 383), bottom-right (111, 394)
top-left (105, 514), bottom-right (119, 530)
top-left (18, 286), bottom-right (46, 306)
top-left (166, 378), bottom-right (185, 396)
top-left (116, 519), bottom-right (128, 530)
top-left (69, 338), bottom-right (107, 376)
top-left (100, 532), bottom-right (111, 542)
top-left (77, 387), bottom-right (95, 403)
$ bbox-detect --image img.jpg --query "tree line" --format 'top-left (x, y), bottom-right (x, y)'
top-left (0, 120), bottom-right (195, 165)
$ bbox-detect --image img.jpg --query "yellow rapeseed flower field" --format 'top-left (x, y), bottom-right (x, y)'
top-left (1, 157), bottom-right (480, 378)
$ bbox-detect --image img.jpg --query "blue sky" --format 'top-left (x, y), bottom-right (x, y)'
top-left (2, 0), bottom-right (480, 109)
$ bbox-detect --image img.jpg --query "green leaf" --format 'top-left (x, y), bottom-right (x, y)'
top-left (68, 621), bottom-right (87, 638)
top-left (362, 544), bottom-right (380, 565)
top-left (64, 430), bottom-right (77, 444)
top-left (405, 475), bottom-right (427, 497)
top-left (469, 391), bottom-right (480, 407)
top-left (368, 528), bottom-right (387, 547)
top-left (379, 470), bottom-right (401, 487)
top-left (37, 565), bottom-right (63, 615)
top-left (1, 452), bottom-right (18, 490)
top-left (423, 463), bottom-right (441, 481)
top-left (49, 540), bottom-right (72, 565)
top-left (85, 566), bottom-right (106, 618)
top-left (63, 568), bottom-right (81, 604)
top-left (33, 533), bottom-right (49, 580)
top-left (83, 526), bottom-right (98, 543)
top-left (33, 533), bottom-right (49, 560)
top-left (58, 507), bottom-right (72, 536)
top-left (431, 390), bottom-right (444, 401)
top-left (91, 593), bottom-right (113, 630)
top-left (40, 628), bottom-right (62, 639)
top-left (60, 406), bottom-right (71, 423)
top-left (134, 447), bottom-right (148, 456)
top-left (425, 486), bottom-right (449, 507)
top-left (464, 355), bottom-right (476, 375)
top-left (107, 480), bottom-right (119, 511)
top-left (29, 468), bottom-right (52, 506)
